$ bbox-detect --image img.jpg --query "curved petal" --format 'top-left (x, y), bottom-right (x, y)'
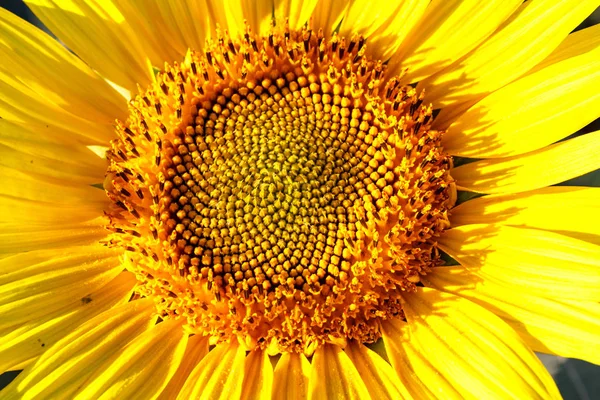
top-left (530, 23), bottom-right (600, 73)
top-left (399, 287), bottom-right (561, 399)
top-left (0, 299), bottom-right (155, 400)
top-left (25, 0), bottom-right (153, 91)
top-left (272, 352), bottom-right (310, 400)
top-left (387, 0), bottom-right (522, 82)
top-left (241, 349), bottom-right (273, 400)
top-left (158, 335), bottom-right (210, 400)
top-left (339, 0), bottom-right (429, 62)
top-left (443, 43), bottom-right (600, 158)
top-left (274, 0), bottom-right (318, 30)
top-left (382, 318), bottom-right (460, 400)
top-left (344, 342), bottom-right (411, 400)
top-left (0, 67), bottom-right (114, 145)
top-left (424, 266), bottom-right (600, 365)
top-left (0, 8), bottom-right (125, 131)
top-left (308, 343), bottom-right (370, 400)
top-left (0, 120), bottom-right (106, 184)
top-left (420, 0), bottom-right (600, 108)
top-left (308, 1), bottom-right (349, 36)
top-left (451, 131), bottom-right (600, 194)
top-left (72, 319), bottom-right (188, 399)
top-left (0, 244), bottom-right (122, 330)
top-left (0, 219), bottom-right (106, 254)
top-left (451, 186), bottom-right (600, 245)
top-left (177, 341), bottom-right (246, 400)
top-left (438, 224), bottom-right (600, 301)
top-left (0, 271), bottom-right (134, 373)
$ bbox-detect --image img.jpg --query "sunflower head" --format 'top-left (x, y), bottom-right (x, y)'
top-left (2, 1), bottom-right (599, 399)
top-left (103, 23), bottom-right (455, 354)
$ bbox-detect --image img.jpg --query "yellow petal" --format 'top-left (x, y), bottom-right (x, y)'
top-left (424, 266), bottom-right (600, 365)
top-left (0, 143), bottom-right (100, 187)
top-left (1, 299), bottom-right (154, 400)
top-left (344, 342), bottom-right (411, 400)
top-left (0, 219), bottom-right (106, 254)
top-left (0, 120), bottom-right (106, 177)
top-left (339, 0), bottom-right (429, 62)
top-left (0, 195), bottom-right (103, 227)
top-left (177, 341), bottom-right (246, 400)
top-left (272, 352), bottom-right (310, 400)
top-left (73, 319), bottom-right (187, 400)
top-left (439, 224), bottom-right (600, 301)
top-left (0, 164), bottom-right (106, 204)
top-left (530, 23), bottom-right (600, 73)
top-left (420, 0), bottom-right (600, 108)
top-left (0, 7), bottom-right (126, 128)
top-left (308, 1), bottom-right (349, 35)
top-left (382, 318), bottom-right (461, 400)
top-left (443, 42), bottom-right (600, 158)
top-left (451, 130), bottom-right (600, 194)
top-left (0, 244), bottom-right (122, 330)
top-left (274, 0), bottom-right (318, 30)
top-left (308, 343), bottom-right (370, 400)
top-left (25, 0), bottom-right (152, 91)
top-left (400, 287), bottom-right (561, 399)
top-left (0, 67), bottom-right (114, 145)
top-left (0, 272), bottom-right (134, 373)
top-left (241, 350), bottom-right (273, 400)
top-left (451, 186), bottom-right (600, 245)
top-left (157, 335), bottom-right (210, 400)
top-left (104, 1), bottom-right (185, 66)
top-left (387, 0), bottom-right (522, 82)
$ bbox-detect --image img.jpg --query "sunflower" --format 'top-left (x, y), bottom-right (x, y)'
top-left (1, 0), bottom-right (600, 398)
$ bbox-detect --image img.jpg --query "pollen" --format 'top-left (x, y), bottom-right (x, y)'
top-left (103, 23), bottom-right (455, 354)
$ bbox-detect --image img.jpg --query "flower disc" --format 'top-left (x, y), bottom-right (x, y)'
top-left (104, 25), bottom-right (455, 354)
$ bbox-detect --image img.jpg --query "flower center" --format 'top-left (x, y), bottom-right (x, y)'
top-left (103, 24), bottom-right (454, 354)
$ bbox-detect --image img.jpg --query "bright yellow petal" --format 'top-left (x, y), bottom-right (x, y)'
top-left (439, 224), bottom-right (600, 301)
top-left (0, 244), bottom-right (122, 330)
top-left (1, 299), bottom-right (154, 400)
top-left (443, 42), bottom-right (600, 158)
top-left (0, 120), bottom-right (106, 178)
top-left (420, 0), bottom-right (600, 108)
top-left (25, 0), bottom-right (152, 91)
top-left (308, 344), bottom-right (370, 400)
top-left (308, 1), bottom-right (349, 35)
top-left (272, 352), bottom-right (310, 400)
top-left (274, 0), bottom-right (318, 30)
top-left (344, 342), bottom-right (411, 400)
top-left (382, 318), bottom-right (461, 400)
top-left (0, 219), bottom-right (106, 254)
top-left (157, 335), bottom-right (210, 400)
top-left (0, 7), bottom-right (126, 127)
top-left (451, 186), bottom-right (600, 245)
top-left (241, 350), bottom-right (273, 400)
top-left (73, 319), bottom-right (187, 399)
top-left (0, 272), bottom-right (134, 373)
top-left (177, 341), bottom-right (246, 400)
top-left (424, 266), bottom-right (600, 365)
top-left (451, 130), bottom-right (600, 194)
top-left (0, 68), bottom-right (113, 145)
top-left (0, 195), bottom-right (103, 227)
top-left (112, 0), bottom-right (191, 64)
top-left (387, 0), bottom-right (522, 82)
top-left (339, 0), bottom-right (429, 62)
top-left (400, 287), bottom-right (561, 399)
top-left (0, 164), bottom-right (106, 204)
top-left (0, 142), bottom-right (101, 187)
top-left (530, 23), bottom-right (600, 73)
